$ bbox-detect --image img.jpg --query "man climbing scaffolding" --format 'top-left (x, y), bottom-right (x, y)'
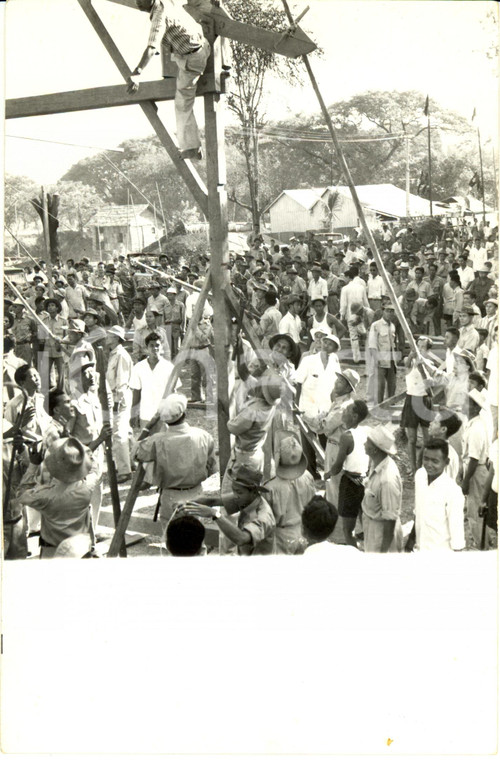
top-left (128, 0), bottom-right (211, 160)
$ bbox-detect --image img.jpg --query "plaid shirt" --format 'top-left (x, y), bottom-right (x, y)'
top-left (148, 0), bottom-right (203, 56)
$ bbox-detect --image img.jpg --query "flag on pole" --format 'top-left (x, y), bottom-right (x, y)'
top-left (424, 95), bottom-right (429, 117)
top-left (471, 107), bottom-right (476, 122)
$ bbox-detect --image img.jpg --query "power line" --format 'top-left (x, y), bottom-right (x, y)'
top-left (6, 134), bottom-right (125, 152)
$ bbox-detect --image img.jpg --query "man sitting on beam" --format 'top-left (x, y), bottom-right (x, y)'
top-left (127, 0), bottom-right (211, 160)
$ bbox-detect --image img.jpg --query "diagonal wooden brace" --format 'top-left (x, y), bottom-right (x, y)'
top-left (76, 0), bottom-right (209, 218)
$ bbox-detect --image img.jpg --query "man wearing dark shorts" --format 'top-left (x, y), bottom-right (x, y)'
top-left (325, 400), bottom-right (369, 547)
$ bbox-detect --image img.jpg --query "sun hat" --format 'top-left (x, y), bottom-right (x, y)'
top-left (460, 306), bottom-right (476, 315)
top-left (276, 436), bottom-right (308, 480)
top-left (166, 286), bottom-right (177, 294)
top-left (257, 372), bottom-right (283, 405)
top-left (158, 393), bottom-right (188, 424)
top-left (311, 296), bottom-right (326, 305)
top-left (44, 437), bottom-right (93, 483)
top-left (335, 368), bottom-right (360, 392)
top-left (44, 297), bottom-right (62, 313)
top-left (366, 426), bottom-right (397, 456)
top-left (485, 299), bottom-right (498, 307)
top-left (468, 388), bottom-right (488, 410)
top-left (83, 308), bottom-right (100, 319)
top-left (268, 333), bottom-right (300, 363)
top-left (321, 333), bottom-right (341, 348)
top-left (230, 463), bottom-right (269, 493)
top-left (107, 325), bottom-right (125, 340)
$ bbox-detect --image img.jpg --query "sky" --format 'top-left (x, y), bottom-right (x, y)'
top-left (3, 0), bottom-right (498, 185)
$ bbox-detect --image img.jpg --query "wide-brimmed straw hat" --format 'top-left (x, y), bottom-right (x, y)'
top-left (276, 436), bottom-right (307, 480)
top-left (257, 372), bottom-right (283, 405)
top-left (366, 426), bottom-right (397, 456)
top-left (335, 368), bottom-right (360, 392)
top-left (44, 437), bottom-right (93, 483)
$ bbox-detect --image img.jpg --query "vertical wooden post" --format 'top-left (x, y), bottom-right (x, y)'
top-left (426, 114), bottom-right (433, 217)
top-left (41, 187), bottom-right (54, 296)
top-left (204, 90), bottom-right (232, 476)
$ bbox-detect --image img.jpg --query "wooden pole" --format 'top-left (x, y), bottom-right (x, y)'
top-left (204, 90), bottom-right (232, 475)
top-left (156, 181), bottom-right (168, 242)
top-left (280, 0), bottom-right (420, 356)
top-left (427, 115), bottom-right (433, 217)
top-left (5, 277), bottom-right (59, 342)
top-left (477, 127), bottom-right (487, 224)
top-left (107, 274), bottom-right (212, 558)
top-left (405, 135), bottom-right (410, 217)
top-left (76, 0), bottom-right (209, 218)
top-left (95, 346), bottom-right (127, 557)
top-left (41, 187), bottom-right (54, 296)
top-left (4, 225), bottom-right (42, 268)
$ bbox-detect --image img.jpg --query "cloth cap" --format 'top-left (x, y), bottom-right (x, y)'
top-left (276, 436), bottom-right (307, 480)
top-left (166, 287), bottom-right (177, 294)
top-left (68, 318), bottom-right (86, 333)
top-left (311, 265), bottom-right (322, 272)
top-left (399, 262), bottom-right (410, 269)
top-left (107, 325), bottom-right (125, 340)
top-left (148, 306), bottom-right (162, 316)
top-left (460, 306), bottom-right (476, 315)
top-left (230, 463), bottom-right (269, 492)
top-left (310, 327), bottom-right (330, 340)
top-left (83, 309), bottom-right (99, 318)
top-left (158, 393), bottom-right (188, 424)
top-left (335, 368), bottom-right (360, 392)
top-left (44, 437), bottom-right (93, 484)
top-left (311, 297), bottom-right (326, 305)
top-left (366, 426), bottom-right (397, 456)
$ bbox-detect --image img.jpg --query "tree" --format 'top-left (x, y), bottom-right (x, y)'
top-left (4, 174), bottom-right (40, 230)
top-left (224, 0), bottom-right (303, 232)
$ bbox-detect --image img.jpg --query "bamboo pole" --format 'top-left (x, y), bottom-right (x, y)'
top-left (41, 187), bottom-right (54, 296)
top-left (426, 115), bottom-right (433, 217)
top-left (280, 0), bottom-right (420, 358)
top-left (107, 274), bottom-right (212, 558)
top-left (156, 181), bottom-right (168, 242)
top-left (477, 127), bottom-right (487, 224)
top-left (4, 225), bottom-right (42, 268)
top-left (132, 257), bottom-right (205, 293)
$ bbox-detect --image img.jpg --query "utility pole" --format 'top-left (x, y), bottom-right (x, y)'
top-left (405, 135), bottom-right (410, 217)
top-left (477, 128), bottom-right (487, 224)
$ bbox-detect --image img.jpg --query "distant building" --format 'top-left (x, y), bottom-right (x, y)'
top-left (263, 183), bottom-right (447, 238)
top-left (88, 204), bottom-right (163, 258)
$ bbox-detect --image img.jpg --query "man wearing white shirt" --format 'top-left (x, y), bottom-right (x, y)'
top-left (414, 439), bottom-right (465, 551)
top-left (339, 266), bottom-right (370, 321)
top-left (307, 265), bottom-right (328, 302)
top-left (366, 261), bottom-right (385, 310)
top-left (391, 239), bottom-right (402, 254)
top-left (428, 408), bottom-right (463, 482)
top-left (279, 295), bottom-right (303, 344)
top-left (468, 238), bottom-right (487, 272)
top-left (185, 285), bottom-right (214, 326)
top-left (456, 255), bottom-right (475, 290)
top-left (294, 332), bottom-right (341, 415)
top-left (130, 332), bottom-right (175, 429)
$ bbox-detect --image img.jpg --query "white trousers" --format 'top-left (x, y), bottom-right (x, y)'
top-left (112, 403), bottom-right (132, 477)
top-left (171, 38), bottom-right (211, 152)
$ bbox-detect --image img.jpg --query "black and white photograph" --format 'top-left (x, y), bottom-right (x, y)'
top-left (1, 0), bottom-right (498, 756)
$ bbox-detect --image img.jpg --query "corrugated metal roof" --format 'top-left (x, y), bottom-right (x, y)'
top-left (335, 184), bottom-right (440, 218)
top-left (267, 188), bottom-right (329, 212)
top-left (266, 184), bottom-right (446, 218)
top-left (89, 204), bottom-right (152, 227)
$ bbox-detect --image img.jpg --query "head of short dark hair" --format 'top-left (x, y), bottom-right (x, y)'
top-left (423, 437), bottom-right (449, 460)
top-left (348, 265), bottom-right (359, 278)
top-left (469, 371), bottom-right (487, 390)
top-left (415, 266), bottom-right (424, 274)
top-left (302, 496), bottom-right (338, 542)
top-left (14, 364), bottom-right (31, 386)
top-left (434, 408), bottom-right (462, 438)
top-left (166, 516), bottom-right (205, 556)
top-left (264, 291), bottom-right (277, 306)
top-left (144, 331), bottom-right (161, 346)
top-left (49, 389), bottom-right (67, 416)
top-left (449, 270), bottom-right (461, 285)
top-left (427, 296), bottom-right (439, 308)
top-left (351, 399), bottom-right (369, 423)
top-left (445, 326), bottom-right (460, 339)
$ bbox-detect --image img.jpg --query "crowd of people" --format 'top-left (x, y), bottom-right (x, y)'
top-left (3, 214), bottom-right (498, 559)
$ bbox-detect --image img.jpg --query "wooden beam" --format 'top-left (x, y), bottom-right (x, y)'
top-left (77, 0), bottom-right (208, 218)
top-left (204, 89), bottom-right (232, 475)
top-left (6, 76), bottom-right (221, 120)
top-left (105, 0), bottom-right (317, 57)
top-left (107, 274), bottom-right (212, 558)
